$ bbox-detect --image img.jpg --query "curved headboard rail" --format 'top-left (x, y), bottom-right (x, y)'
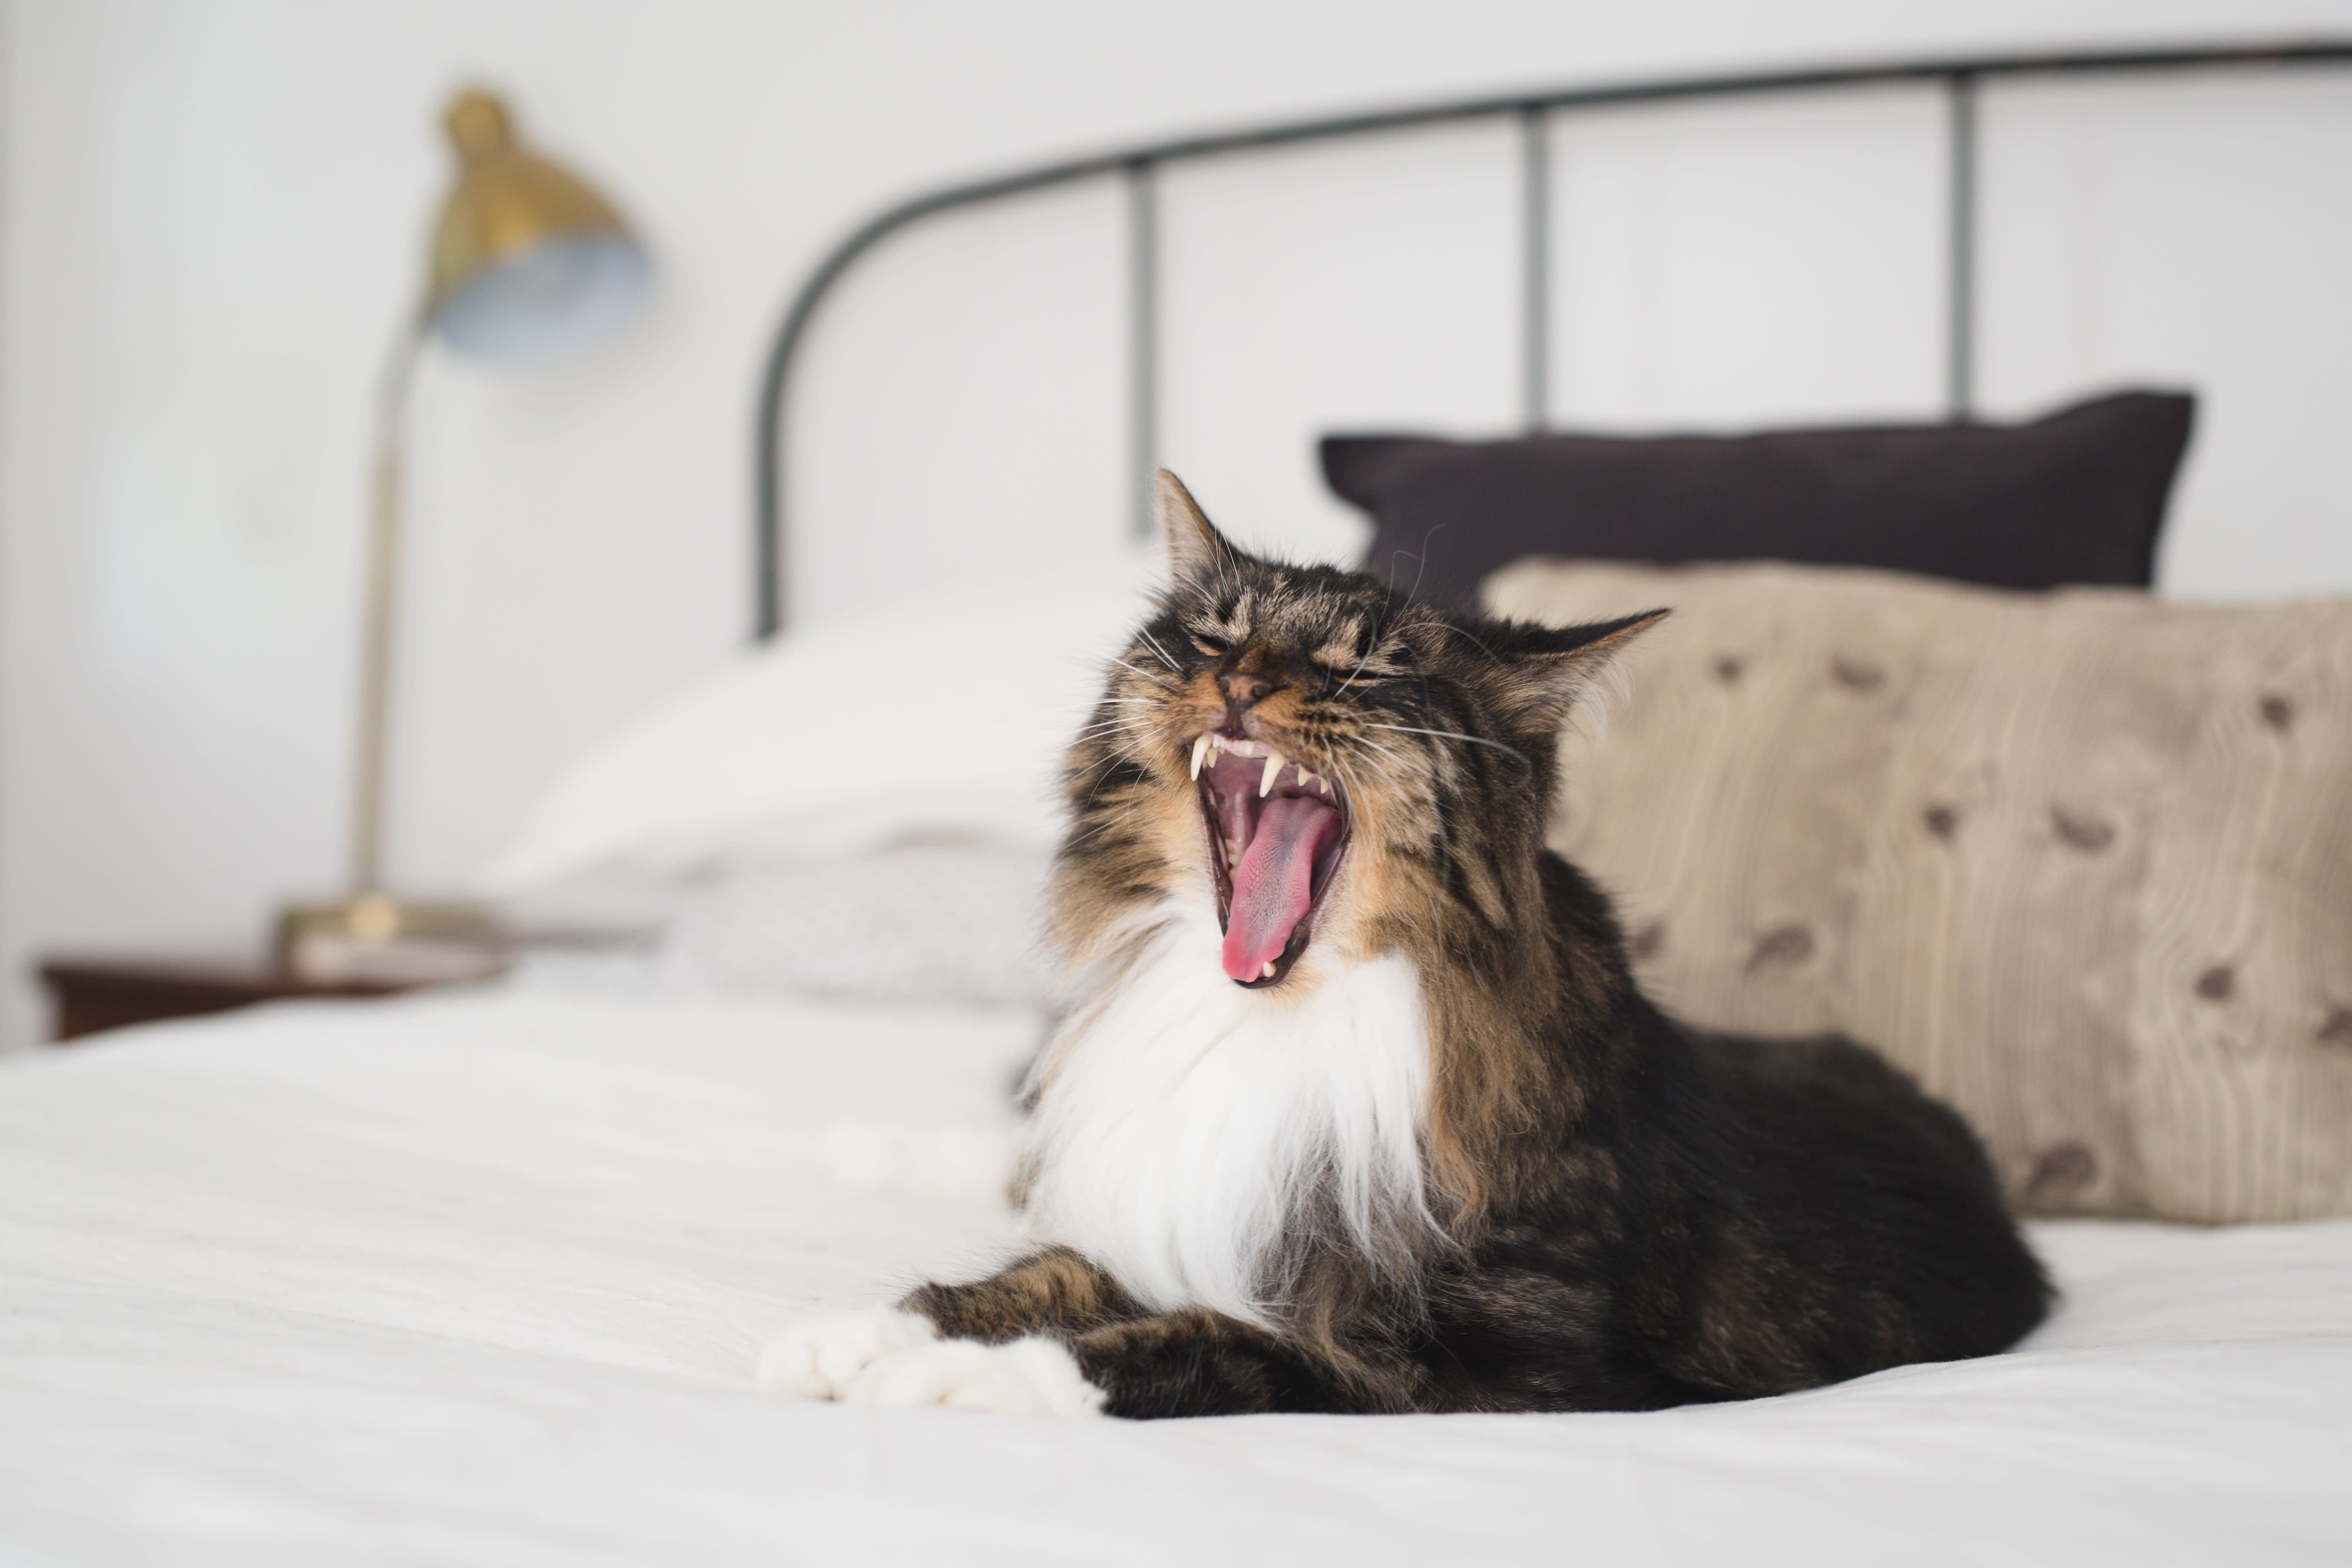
top-left (752, 38), bottom-right (2352, 638)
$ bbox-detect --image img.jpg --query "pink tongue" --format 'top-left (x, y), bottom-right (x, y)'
top-left (1223, 794), bottom-right (1340, 981)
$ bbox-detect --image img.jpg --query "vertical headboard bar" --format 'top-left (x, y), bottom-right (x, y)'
top-left (1947, 70), bottom-right (1980, 420)
top-left (1520, 106), bottom-right (1552, 431)
top-left (1126, 160), bottom-right (1161, 540)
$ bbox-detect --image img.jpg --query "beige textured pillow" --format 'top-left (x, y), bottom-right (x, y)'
top-left (1485, 558), bottom-right (2352, 1223)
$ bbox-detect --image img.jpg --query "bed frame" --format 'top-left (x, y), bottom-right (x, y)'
top-left (751, 39), bottom-right (2352, 638)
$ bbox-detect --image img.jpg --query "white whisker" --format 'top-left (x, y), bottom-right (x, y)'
top-left (1107, 657), bottom-right (1178, 690)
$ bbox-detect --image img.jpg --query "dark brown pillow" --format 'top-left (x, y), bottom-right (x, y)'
top-left (1320, 390), bottom-right (2194, 607)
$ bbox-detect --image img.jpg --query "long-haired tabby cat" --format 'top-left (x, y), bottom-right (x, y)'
top-left (758, 472), bottom-right (2049, 1418)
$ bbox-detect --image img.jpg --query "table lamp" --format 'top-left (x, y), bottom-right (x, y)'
top-left (280, 87), bottom-right (651, 981)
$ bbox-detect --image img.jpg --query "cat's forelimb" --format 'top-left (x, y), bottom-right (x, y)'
top-left (756, 1246), bottom-right (1375, 1418)
top-left (902, 1247), bottom-right (1375, 1417)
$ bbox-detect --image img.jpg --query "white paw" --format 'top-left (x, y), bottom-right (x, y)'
top-left (754, 1308), bottom-right (939, 1399)
top-left (844, 1335), bottom-right (1107, 1417)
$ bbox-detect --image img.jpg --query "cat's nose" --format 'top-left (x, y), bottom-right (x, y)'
top-left (1220, 671), bottom-right (1274, 708)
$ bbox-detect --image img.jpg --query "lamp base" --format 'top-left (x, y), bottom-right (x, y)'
top-left (276, 894), bottom-right (505, 986)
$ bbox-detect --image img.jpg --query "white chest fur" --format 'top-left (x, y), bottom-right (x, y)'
top-left (1022, 903), bottom-right (1435, 1327)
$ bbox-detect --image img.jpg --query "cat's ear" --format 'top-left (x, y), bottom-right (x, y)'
top-left (1486, 609), bottom-right (1670, 738)
top-left (1156, 469), bottom-right (1240, 586)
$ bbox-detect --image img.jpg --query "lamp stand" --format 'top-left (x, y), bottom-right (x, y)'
top-left (276, 313), bottom-right (498, 982)
top-left (351, 312), bottom-right (420, 900)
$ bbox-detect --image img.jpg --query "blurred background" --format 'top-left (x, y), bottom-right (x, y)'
top-left (5, 0), bottom-right (2352, 1053)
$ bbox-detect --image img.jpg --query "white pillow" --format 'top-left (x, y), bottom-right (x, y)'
top-left (484, 563), bottom-right (1155, 894)
top-left (654, 844), bottom-right (1052, 1007)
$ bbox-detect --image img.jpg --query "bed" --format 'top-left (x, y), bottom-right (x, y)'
top-left (9, 40), bottom-right (2352, 1565)
top-left (3, 989), bottom-right (2347, 1565)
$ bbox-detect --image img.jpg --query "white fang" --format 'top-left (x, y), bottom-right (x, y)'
top-left (1024, 903), bottom-right (1435, 1327)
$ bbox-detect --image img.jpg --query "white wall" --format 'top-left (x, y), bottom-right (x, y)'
top-left (6, 0), bottom-right (2352, 1050)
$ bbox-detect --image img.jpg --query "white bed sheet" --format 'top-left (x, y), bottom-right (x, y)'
top-left (0, 988), bottom-right (2345, 1567)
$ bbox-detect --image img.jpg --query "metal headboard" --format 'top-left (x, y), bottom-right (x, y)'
top-left (752, 39), bottom-right (2352, 639)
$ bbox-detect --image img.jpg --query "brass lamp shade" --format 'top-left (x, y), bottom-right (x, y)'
top-left (423, 90), bottom-right (650, 361)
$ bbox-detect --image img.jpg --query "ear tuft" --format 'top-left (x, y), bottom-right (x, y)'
top-left (1535, 607), bottom-right (1670, 662)
top-left (1156, 470), bottom-right (1239, 586)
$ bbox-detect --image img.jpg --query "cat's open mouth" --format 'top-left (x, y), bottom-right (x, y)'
top-left (1190, 732), bottom-right (1350, 988)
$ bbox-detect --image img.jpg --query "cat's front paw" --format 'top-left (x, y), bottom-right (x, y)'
top-left (754, 1308), bottom-right (939, 1400)
top-left (845, 1335), bottom-right (1107, 1417)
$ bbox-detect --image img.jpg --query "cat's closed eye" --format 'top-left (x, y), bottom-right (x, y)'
top-left (1192, 635), bottom-right (1230, 656)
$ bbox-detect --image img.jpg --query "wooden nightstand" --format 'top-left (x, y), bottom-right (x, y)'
top-left (36, 956), bottom-right (429, 1044)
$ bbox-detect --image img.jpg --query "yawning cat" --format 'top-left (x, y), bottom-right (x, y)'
top-left (758, 471), bottom-right (2049, 1418)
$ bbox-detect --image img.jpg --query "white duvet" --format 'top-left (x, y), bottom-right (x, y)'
top-left (0, 989), bottom-right (2345, 1566)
